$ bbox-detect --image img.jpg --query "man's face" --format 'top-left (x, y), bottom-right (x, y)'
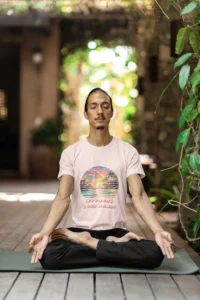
top-left (84, 91), bottom-right (113, 130)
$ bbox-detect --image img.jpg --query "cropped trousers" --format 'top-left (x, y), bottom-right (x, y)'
top-left (40, 227), bottom-right (164, 270)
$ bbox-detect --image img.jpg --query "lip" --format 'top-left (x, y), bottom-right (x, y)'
top-left (96, 119), bottom-right (105, 122)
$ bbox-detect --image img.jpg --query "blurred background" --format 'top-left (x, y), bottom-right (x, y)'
top-left (0, 0), bottom-right (183, 212)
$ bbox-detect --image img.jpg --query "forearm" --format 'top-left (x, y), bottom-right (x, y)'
top-left (132, 193), bottom-right (164, 234)
top-left (41, 196), bottom-right (70, 236)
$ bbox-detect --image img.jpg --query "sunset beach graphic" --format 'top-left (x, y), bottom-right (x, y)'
top-left (80, 166), bottom-right (119, 199)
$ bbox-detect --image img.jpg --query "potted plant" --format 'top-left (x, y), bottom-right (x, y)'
top-left (29, 118), bottom-right (64, 179)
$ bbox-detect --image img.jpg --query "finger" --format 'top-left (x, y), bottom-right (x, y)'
top-left (159, 245), bottom-right (166, 256)
top-left (137, 236), bottom-right (145, 241)
top-left (35, 250), bottom-right (41, 264)
top-left (38, 248), bottom-right (45, 260)
top-left (29, 236), bottom-right (37, 246)
top-left (29, 237), bottom-right (35, 245)
top-left (28, 245), bottom-right (33, 253)
top-left (169, 244), bottom-right (175, 258)
top-left (31, 250), bottom-right (37, 264)
top-left (165, 246), bottom-right (174, 259)
top-left (167, 234), bottom-right (173, 243)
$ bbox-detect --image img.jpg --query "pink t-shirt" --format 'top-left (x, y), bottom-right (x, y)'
top-left (57, 137), bottom-right (145, 230)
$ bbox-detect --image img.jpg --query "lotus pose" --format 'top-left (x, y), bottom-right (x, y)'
top-left (28, 88), bottom-right (175, 270)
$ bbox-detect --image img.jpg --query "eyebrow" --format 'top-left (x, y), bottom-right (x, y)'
top-left (89, 101), bottom-right (110, 105)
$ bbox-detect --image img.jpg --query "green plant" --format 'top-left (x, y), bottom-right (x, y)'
top-left (156, 1), bottom-right (200, 248)
top-left (148, 168), bottom-right (179, 212)
top-left (31, 118), bottom-right (64, 155)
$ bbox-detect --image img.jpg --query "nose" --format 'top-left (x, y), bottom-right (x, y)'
top-left (97, 105), bottom-right (103, 114)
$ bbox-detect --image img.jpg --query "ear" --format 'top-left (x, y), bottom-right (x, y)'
top-left (111, 110), bottom-right (114, 118)
top-left (84, 111), bottom-right (88, 120)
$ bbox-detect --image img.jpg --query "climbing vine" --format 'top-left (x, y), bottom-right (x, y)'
top-left (156, 0), bottom-right (200, 246)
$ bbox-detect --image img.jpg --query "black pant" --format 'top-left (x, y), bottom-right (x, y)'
top-left (40, 227), bottom-right (164, 270)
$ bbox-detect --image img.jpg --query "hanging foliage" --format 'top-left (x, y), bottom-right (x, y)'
top-left (155, 0), bottom-right (200, 248)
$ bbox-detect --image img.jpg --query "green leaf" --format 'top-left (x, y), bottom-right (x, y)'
top-left (174, 53), bottom-right (192, 69)
top-left (187, 109), bottom-right (198, 122)
top-left (181, 155), bottom-right (189, 177)
top-left (194, 13), bottom-right (200, 27)
top-left (179, 104), bottom-right (193, 128)
top-left (181, 2), bottom-right (198, 15)
top-left (190, 66), bottom-right (200, 88)
top-left (189, 31), bottom-right (200, 54)
top-left (193, 219), bottom-right (200, 235)
top-left (175, 128), bottom-right (191, 152)
top-left (179, 64), bottom-right (190, 89)
top-left (149, 188), bottom-right (177, 199)
top-left (176, 28), bottom-right (191, 55)
top-left (189, 92), bottom-right (197, 105)
top-left (189, 152), bottom-right (200, 172)
top-left (198, 100), bottom-right (200, 113)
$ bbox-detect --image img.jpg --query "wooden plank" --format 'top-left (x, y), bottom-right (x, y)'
top-left (5, 273), bottom-right (43, 300)
top-left (0, 202), bottom-right (32, 244)
top-left (0, 203), bottom-right (48, 250)
top-left (146, 274), bottom-right (185, 300)
top-left (36, 273), bottom-right (68, 300)
top-left (15, 205), bottom-right (50, 252)
top-left (66, 274), bottom-right (93, 300)
top-left (122, 274), bottom-right (155, 300)
top-left (172, 275), bottom-right (200, 300)
top-left (0, 272), bottom-right (19, 300)
top-left (96, 274), bottom-right (124, 300)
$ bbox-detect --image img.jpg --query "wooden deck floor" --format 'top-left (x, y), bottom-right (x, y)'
top-left (0, 200), bottom-right (200, 300)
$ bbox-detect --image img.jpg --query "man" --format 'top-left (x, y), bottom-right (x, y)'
top-left (28, 88), bottom-right (175, 270)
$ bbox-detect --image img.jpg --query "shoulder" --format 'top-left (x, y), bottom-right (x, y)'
top-left (61, 139), bottom-right (85, 157)
top-left (115, 137), bottom-right (138, 153)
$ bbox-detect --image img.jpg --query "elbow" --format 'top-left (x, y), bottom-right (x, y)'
top-left (131, 193), bottom-right (150, 215)
top-left (55, 193), bottom-right (71, 206)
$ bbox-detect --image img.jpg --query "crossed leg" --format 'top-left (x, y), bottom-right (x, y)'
top-left (39, 227), bottom-right (164, 270)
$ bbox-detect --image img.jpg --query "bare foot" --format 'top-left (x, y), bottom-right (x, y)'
top-left (106, 232), bottom-right (145, 242)
top-left (51, 228), bottom-right (68, 241)
top-left (51, 228), bottom-right (91, 245)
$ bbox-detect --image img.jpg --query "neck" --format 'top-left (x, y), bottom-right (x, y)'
top-left (87, 129), bottom-right (113, 147)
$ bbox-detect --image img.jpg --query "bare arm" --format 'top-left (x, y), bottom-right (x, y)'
top-left (28, 174), bottom-right (74, 263)
top-left (128, 174), bottom-right (175, 259)
top-left (40, 174), bottom-right (74, 236)
top-left (127, 174), bottom-right (164, 234)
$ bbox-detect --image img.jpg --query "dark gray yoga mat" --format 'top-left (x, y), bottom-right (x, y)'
top-left (0, 249), bottom-right (199, 274)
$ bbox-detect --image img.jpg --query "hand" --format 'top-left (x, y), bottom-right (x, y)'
top-left (28, 232), bottom-right (49, 264)
top-left (155, 231), bottom-right (176, 259)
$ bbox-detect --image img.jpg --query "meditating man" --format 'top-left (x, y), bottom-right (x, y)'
top-left (28, 88), bottom-right (175, 270)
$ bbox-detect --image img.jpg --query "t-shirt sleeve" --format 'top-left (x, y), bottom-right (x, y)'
top-left (126, 146), bottom-right (145, 179)
top-left (57, 148), bottom-right (74, 180)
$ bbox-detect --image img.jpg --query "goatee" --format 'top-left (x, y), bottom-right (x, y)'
top-left (96, 126), bottom-right (105, 130)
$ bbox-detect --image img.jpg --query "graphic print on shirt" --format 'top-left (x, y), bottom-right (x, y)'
top-left (80, 166), bottom-right (119, 209)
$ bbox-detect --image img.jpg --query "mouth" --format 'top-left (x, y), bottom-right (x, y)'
top-left (96, 118), bottom-right (105, 122)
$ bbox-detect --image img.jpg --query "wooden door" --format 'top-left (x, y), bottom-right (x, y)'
top-left (0, 44), bottom-right (20, 170)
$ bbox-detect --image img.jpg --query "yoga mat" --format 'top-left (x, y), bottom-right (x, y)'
top-left (0, 249), bottom-right (199, 274)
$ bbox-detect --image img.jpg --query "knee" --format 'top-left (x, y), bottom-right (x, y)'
top-left (146, 240), bottom-right (164, 269)
top-left (39, 241), bottom-right (65, 270)
top-left (39, 247), bottom-right (55, 270)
